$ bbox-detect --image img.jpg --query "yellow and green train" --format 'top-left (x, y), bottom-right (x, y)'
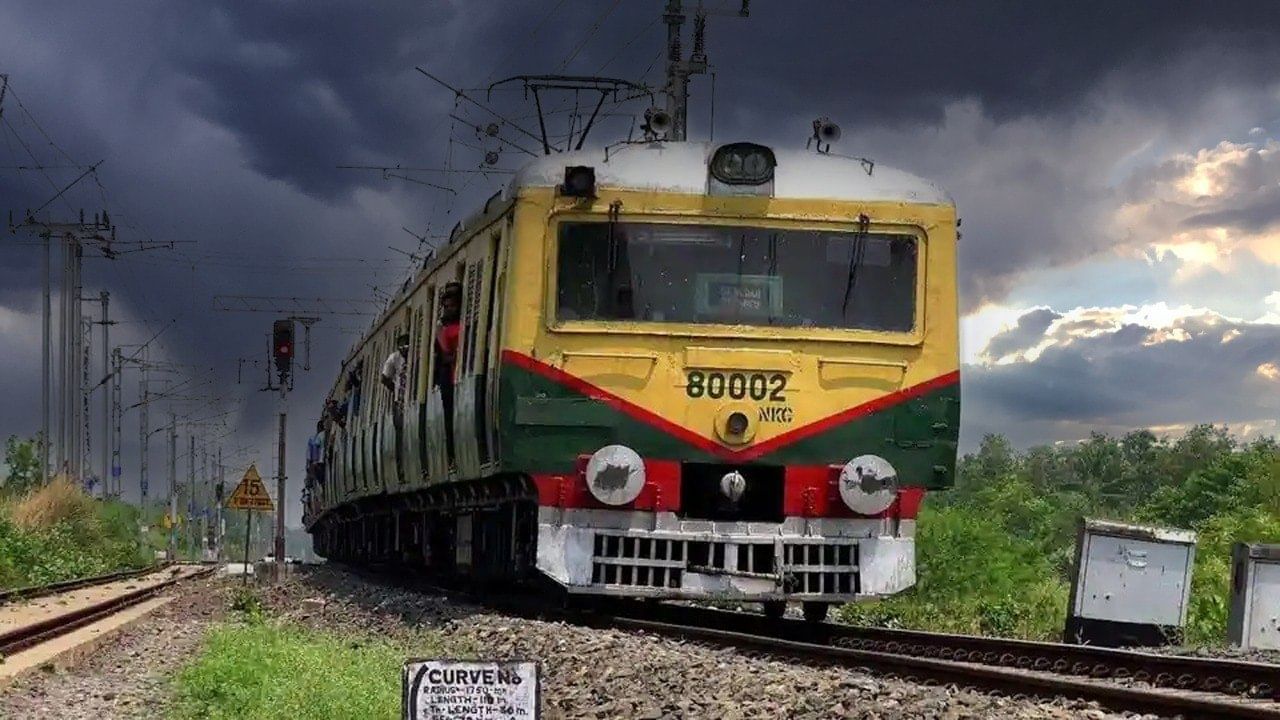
top-left (303, 139), bottom-right (959, 620)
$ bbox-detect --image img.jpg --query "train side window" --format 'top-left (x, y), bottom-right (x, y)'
top-left (463, 261), bottom-right (482, 374)
top-left (424, 286), bottom-right (440, 394)
top-left (411, 309), bottom-right (422, 401)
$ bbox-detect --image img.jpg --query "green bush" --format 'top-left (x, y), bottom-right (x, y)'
top-left (171, 623), bottom-right (456, 720)
top-left (229, 586), bottom-right (266, 624)
top-left (0, 474), bottom-right (154, 589)
top-left (838, 426), bottom-right (1280, 646)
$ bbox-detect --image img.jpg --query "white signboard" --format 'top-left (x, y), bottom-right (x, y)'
top-left (403, 660), bottom-right (539, 720)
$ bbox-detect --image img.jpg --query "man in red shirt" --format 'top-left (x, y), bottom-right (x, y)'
top-left (435, 283), bottom-right (462, 383)
top-left (436, 282), bottom-right (462, 465)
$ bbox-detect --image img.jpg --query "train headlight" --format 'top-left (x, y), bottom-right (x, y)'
top-left (561, 165), bottom-right (596, 198)
top-left (837, 454), bottom-right (898, 515)
top-left (719, 471), bottom-right (746, 503)
top-left (584, 445), bottom-right (646, 506)
top-left (709, 143), bottom-right (776, 185)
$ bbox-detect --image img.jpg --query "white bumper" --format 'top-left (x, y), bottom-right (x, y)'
top-left (535, 509), bottom-right (915, 601)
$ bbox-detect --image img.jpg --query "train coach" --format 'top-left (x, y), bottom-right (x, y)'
top-left (303, 137), bottom-right (960, 621)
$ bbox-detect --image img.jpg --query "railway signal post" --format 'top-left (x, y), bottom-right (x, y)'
top-left (272, 319), bottom-right (294, 581)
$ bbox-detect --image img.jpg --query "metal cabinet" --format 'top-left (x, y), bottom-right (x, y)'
top-left (1228, 543), bottom-right (1280, 650)
top-left (1065, 519), bottom-right (1196, 647)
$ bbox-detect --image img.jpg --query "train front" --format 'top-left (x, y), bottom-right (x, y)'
top-left (498, 141), bottom-right (959, 617)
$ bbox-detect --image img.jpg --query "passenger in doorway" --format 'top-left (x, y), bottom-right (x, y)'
top-left (381, 333), bottom-right (411, 484)
top-left (345, 360), bottom-right (363, 418)
top-left (325, 398), bottom-right (345, 430)
top-left (307, 420), bottom-right (326, 489)
top-left (435, 283), bottom-right (462, 382)
top-left (381, 334), bottom-right (411, 405)
top-left (436, 282), bottom-right (462, 465)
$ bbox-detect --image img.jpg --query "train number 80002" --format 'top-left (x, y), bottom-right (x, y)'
top-left (685, 371), bottom-right (786, 401)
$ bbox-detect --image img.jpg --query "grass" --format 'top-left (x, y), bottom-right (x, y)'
top-left (0, 477), bottom-right (155, 588)
top-left (838, 502), bottom-right (1071, 639)
top-left (171, 592), bottom-right (461, 720)
top-left (838, 498), bottom-right (1280, 644)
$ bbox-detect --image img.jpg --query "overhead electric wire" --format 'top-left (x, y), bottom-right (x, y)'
top-left (1, 115), bottom-right (74, 214)
top-left (482, 0), bottom-right (571, 83)
top-left (7, 84), bottom-right (80, 166)
top-left (597, 13), bottom-right (661, 72)
top-left (556, 0), bottom-right (625, 72)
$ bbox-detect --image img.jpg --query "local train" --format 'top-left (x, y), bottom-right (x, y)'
top-left (303, 136), bottom-right (960, 621)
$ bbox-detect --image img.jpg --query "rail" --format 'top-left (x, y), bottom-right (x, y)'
top-left (0, 565), bottom-right (217, 657)
top-left (0, 562), bottom-right (171, 604)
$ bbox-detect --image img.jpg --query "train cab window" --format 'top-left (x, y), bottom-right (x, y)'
top-left (555, 222), bottom-right (917, 332)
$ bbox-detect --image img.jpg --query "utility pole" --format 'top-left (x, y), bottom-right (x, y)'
top-left (215, 446), bottom-right (224, 560)
top-left (8, 213), bottom-right (114, 484)
top-left (110, 347), bottom-right (122, 497)
top-left (662, 0), bottom-right (707, 142)
top-left (661, 0), bottom-right (746, 142)
top-left (91, 291), bottom-right (112, 495)
top-left (168, 415), bottom-right (177, 559)
top-left (188, 433), bottom-right (196, 561)
top-left (42, 232), bottom-right (51, 482)
top-left (138, 348), bottom-right (149, 507)
top-left (275, 391), bottom-right (287, 578)
top-left (80, 313), bottom-right (92, 488)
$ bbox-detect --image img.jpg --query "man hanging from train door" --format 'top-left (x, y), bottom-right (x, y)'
top-left (381, 332), bottom-right (410, 482)
top-left (435, 282), bottom-right (462, 468)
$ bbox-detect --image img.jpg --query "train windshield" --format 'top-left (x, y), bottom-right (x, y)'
top-left (555, 221), bottom-right (917, 331)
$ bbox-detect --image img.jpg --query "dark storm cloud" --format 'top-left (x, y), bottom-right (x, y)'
top-left (961, 306), bottom-right (1280, 448)
top-left (1184, 187), bottom-right (1280, 233)
top-left (140, 1), bottom-right (1280, 201)
top-left (980, 307), bottom-right (1061, 361)
top-left (5, 0), bottom-right (1280, 516)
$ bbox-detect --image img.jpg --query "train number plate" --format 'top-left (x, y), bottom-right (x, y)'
top-left (684, 370), bottom-right (787, 401)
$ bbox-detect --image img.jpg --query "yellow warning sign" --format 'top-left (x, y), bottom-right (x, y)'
top-left (227, 463), bottom-right (274, 512)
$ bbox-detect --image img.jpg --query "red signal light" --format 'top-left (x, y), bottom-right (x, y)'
top-left (272, 320), bottom-right (295, 374)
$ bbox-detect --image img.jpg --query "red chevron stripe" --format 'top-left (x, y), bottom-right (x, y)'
top-left (501, 349), bottom-right (958, 460)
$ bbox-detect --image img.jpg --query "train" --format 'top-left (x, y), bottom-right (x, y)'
top-left (302, 135), bottom-right (960, 621)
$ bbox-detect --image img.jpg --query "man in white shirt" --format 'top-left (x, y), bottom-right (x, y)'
top-left (380, 333), bottom-right (410, 403)
top-left (380, 333), bottom-right (411, 483)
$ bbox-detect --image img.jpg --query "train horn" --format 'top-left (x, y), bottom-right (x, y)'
top-left (809, 116), bottom-right (842, 153)
top-left (644, 107), bottom-right (673, 139)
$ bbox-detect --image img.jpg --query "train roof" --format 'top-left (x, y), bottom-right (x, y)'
top-left (506, 140), bottom-right (953, 206)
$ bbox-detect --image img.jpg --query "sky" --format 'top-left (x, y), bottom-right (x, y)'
top-left (2, 1), bottom-right (1279, 525)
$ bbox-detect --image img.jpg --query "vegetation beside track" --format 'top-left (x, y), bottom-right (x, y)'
top-left (1, 435), bottom-right (165, 588)
top-left (170, 587), bottom-right (457, 720)
top-left (838, 425), bottom-right (1280, 645)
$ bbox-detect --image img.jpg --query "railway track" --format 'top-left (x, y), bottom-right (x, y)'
top-left (591, 601), bottom-right (1280, 719)
top-left (0, 564), bottom-right (216, 659)
top-left (0, 563), bottom-right (171, 605)
top-left (343, 564), bottom-right (1280, 719)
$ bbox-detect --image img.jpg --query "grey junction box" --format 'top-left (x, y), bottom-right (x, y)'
top-left (1228, 542), bottom-right (1280, 650)
top-left (1064, 519), bottom-right (1197, 647)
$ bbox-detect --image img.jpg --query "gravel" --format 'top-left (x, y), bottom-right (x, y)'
top-left (271, 566), bottom-right (1168, 720)
top-left (2, 563), bottom-right (1221, 719)
top-left (1137, 643), bottom-right (1280, 665)
top-left (0, 572), bottom-right (227, 720)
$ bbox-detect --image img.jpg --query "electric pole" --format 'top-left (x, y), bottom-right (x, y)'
top-left (661, 0), bottom-right (747, 142)
top-left (139, 349), bottom-right (149, 506)
top-left (188, 433), bottom-right (196, 560)
top-left (7, 212), bottom-right (114, 484)
top-left (86, 291), bottom-right (112, 495)
top-left (215, 446), bottom-right (224, 561)
top-left (168, 415), bottom-right (177, 559)
top-left (275, 400), bottom-right (286, 577)
top-left (111, 348), bottom-right (122, 496)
